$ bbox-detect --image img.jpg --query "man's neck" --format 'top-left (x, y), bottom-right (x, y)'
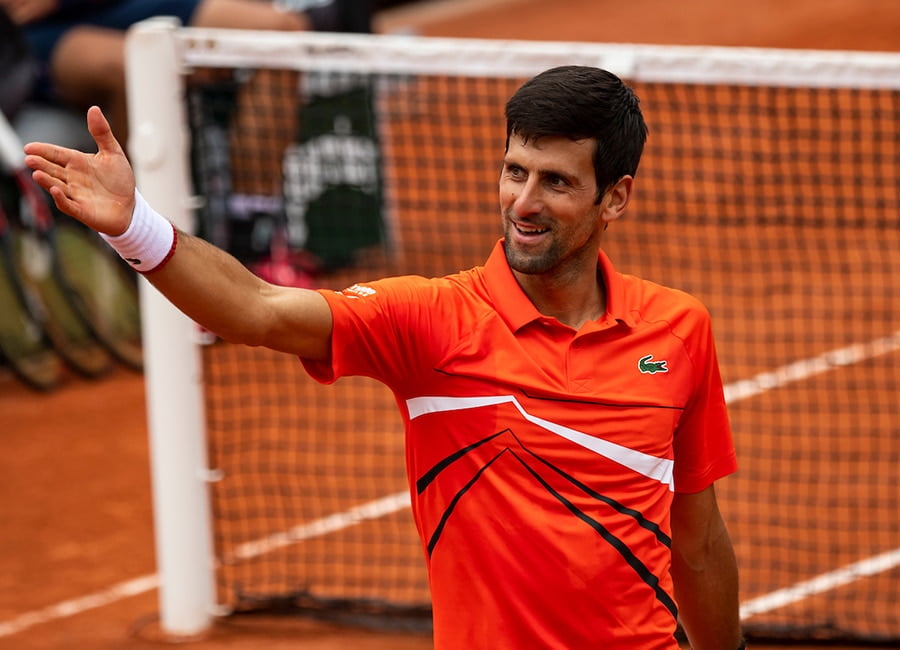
top-left (513, 267), bottom-right (606, 330)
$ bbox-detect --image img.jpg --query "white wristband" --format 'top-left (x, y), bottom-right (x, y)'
top-left (101, 189), bottom-right (177, 273)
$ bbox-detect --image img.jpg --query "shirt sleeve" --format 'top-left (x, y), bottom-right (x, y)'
top-left (671, 309), bottom-right (738, 493)
top-left (301, 275), bottom-right (445, 390)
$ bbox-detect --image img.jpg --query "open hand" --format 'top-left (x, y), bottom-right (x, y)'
top-left (23, 106), bottom-right (136, 236)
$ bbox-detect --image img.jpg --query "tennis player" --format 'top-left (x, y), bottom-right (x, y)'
top-left (24, 65), bottom-right (744, 649)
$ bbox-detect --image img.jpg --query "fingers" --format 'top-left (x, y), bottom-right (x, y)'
top-left (24, 147), bottom-right (83, 214)
top-left (29, 167), bottom-right (64, 194)
top-left (31, 170), bottom-right (83, 220)
top-left (86, 105), bottom-right (124, 156)
top-left (22, 106), bottom-right (115, 164)
top-left (23, 149), bottom-right (72, 199)
top-left (23, 141), bottom-right (73, 169)
top-left (22, 106), bottom-right (121, 174)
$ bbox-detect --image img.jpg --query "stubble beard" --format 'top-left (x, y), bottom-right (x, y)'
top-left (503, 236), bottom-right (564, 275)
top-left (503, 215), bottom-right (601, 282)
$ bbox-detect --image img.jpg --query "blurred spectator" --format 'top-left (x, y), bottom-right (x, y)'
top-left (2, 0), bottom-right (372, 142)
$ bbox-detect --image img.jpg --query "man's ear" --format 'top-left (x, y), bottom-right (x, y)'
top-left (601, 175), bottom-right (634, 226)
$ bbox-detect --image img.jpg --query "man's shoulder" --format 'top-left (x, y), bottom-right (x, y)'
top-left (339, 266), bottom-right (486, 295)
top-left (324, 267), bottom-right (491, 317)
top-left (619, 272), bottom-right (712, 324)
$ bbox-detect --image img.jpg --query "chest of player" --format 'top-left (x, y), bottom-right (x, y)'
top-left (403, 315), bottom-right (691, 480)
top-left (426, 314), bottom-right (695, 409)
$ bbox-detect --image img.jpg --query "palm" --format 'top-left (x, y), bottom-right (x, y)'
top-left (23, 106), bottom-right (136, 236)
top-left (68, 143), bottom-right (135, 232)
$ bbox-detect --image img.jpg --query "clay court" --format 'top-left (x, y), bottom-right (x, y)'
top-left (2, 1), bottom-right (899, 649)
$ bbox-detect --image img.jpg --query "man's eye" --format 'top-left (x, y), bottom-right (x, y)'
top-left (548, 175), bottom-right (567, 187)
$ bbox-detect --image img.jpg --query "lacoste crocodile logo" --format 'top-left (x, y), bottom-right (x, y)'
top-left (638, 354), bottom-right (668, 374)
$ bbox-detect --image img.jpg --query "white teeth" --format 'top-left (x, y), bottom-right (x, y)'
top-left (515, 224), bottom-right (548, 234)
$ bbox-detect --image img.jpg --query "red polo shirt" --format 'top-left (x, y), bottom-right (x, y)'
top-left (303, 240), bottom-right (737, 649)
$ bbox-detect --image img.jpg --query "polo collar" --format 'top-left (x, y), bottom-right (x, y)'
top-left (483, 239), bottom-right (636, 333)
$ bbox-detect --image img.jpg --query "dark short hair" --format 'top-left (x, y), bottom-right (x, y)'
top-left (505, 65), bottom-right (648, 200)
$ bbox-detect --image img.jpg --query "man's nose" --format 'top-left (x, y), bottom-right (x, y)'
top-left (512, 178), bottom-right (542, 217)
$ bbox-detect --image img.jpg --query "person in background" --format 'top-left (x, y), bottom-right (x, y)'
top-left (1, 0), bottom-right (372, 144)
top-left (23, 65), bottom-right (744, 649)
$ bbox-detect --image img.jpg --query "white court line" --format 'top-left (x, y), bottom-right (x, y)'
top-left (0, 575), bottom-right (159, 638)
top-left (724, 330), bottom-right (900, 404)
top-left (0, 492), bottom-right (411, 639)
top-left (2, 330), bottom-right (899, 638)
top-left (226, 491), bottom-right (411, 562)
top-left (740, 547), bottom-right (900, 620)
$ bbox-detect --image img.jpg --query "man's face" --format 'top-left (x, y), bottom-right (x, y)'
top-left (499, 133), bottom-right (605, 277)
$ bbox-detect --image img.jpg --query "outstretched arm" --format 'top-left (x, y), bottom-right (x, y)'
top-left (670, 484), bottom-right (743, 650)
top-left (24, 106), bottom-right (333, 360)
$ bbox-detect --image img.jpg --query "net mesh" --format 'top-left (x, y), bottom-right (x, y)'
top-left (177, 32), bottom-right (900, 642)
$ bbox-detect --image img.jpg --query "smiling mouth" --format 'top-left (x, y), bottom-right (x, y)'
top-left (513, 222), bottom-right (549, 235)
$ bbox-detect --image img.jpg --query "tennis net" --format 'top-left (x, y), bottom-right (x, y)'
top-left (135, 27), bottom-right (900, 642)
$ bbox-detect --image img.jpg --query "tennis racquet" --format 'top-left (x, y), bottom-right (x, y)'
top-left (7, 167), bottom-right (116, 377)
top-left (1, 112), bottom-right (143, 371)
top-left (51, 216), bottom-right (144, 370)
top-left (0, 108), bottom-right (114, 378)
top-left (0, 196), bottom-right (64, 390)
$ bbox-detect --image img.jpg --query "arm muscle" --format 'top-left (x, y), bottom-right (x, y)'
top-left (670, 485), bottom-right (742, 650)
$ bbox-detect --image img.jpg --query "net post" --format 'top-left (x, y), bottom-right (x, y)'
top-left (124, 18), bottom-right (216, 637)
